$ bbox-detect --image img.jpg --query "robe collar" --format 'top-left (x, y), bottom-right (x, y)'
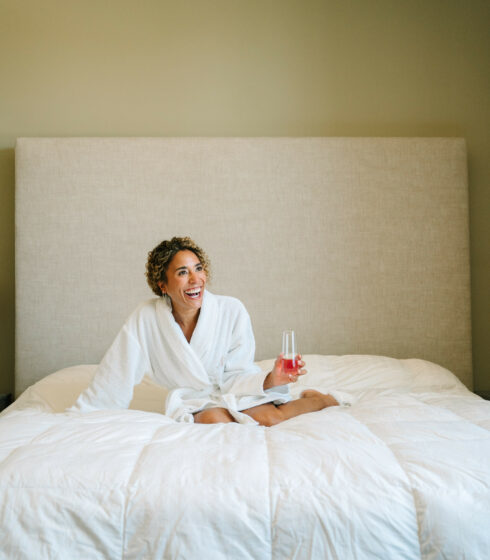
top-left (155, 290), bottom-right (218, 389)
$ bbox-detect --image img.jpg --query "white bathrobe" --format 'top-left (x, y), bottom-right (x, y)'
top-left (70, 291), bottom-right (290, 423)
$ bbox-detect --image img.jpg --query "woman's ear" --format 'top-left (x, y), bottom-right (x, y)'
top-left (157, 281), bottom-right (166, 294)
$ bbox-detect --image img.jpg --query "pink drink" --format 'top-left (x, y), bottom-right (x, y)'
top-left (282, 357), bottom-right (299, 374)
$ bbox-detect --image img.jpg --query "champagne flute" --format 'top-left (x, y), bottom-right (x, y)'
top-left (282, 330), bottom-right (299, 375)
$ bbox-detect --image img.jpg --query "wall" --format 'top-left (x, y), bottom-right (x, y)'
top-left (1, 0), bottom-right (488, 393)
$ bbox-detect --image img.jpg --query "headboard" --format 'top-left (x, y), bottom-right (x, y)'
top-left (15, 137), bottom-right (472, 395)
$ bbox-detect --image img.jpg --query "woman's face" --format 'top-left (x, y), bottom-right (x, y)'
top-left (158, 250), bottom-right (207, 313)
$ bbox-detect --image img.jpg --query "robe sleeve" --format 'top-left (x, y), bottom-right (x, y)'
top-left (219, 301), bottom-right (281, 398)
top-left (68, 323), bottom-right (152, 412)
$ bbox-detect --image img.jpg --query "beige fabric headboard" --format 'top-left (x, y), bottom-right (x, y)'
top-left (15, 137), bottom-right (472, 395)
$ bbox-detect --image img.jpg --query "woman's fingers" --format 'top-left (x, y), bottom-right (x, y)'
top-left (295, 355), bottom-right (306, 368)
top-left (273, 354), bottom-right (307, 383)
top-left (287, 369), bottom-right (307, 383)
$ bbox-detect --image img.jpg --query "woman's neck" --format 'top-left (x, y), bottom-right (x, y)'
top-left (172, 307), bottom-right (200, 343)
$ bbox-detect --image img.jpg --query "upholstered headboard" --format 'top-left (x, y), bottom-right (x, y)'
top-left (15, 137), bottom-right (472, 394)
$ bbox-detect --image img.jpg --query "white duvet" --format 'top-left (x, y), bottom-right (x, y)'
top-left (1, 355), bottom-right (489, 560)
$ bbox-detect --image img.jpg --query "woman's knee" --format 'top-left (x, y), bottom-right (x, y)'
top-left (194, 407), bottom-right (235, 424)
top-left (245, 404), bottom-right (285, 427)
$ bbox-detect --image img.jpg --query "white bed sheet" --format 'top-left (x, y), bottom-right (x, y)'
top-left (1, 355), bottom-right (489, 559)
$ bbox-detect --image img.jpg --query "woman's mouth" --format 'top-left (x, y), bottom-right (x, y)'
top-left (184, 288), bottom-right (202, 299)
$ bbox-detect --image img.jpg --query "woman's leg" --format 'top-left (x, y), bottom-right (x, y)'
top-left (193, 407), bottom-right (236, 424)
top-left (243, 390), bottom-right (339, 427)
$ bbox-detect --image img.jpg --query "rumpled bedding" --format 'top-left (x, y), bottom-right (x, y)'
top-left (1, 355), bottom-right (489, 560)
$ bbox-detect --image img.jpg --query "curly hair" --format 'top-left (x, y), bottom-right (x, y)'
top-left (146, 236), bottom-right (211, 296)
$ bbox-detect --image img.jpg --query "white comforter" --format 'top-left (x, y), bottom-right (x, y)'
top-left (1, 355), bottom-right (489, 560)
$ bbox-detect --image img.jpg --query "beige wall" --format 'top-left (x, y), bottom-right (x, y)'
top-left (1, 0), bottom-right (488, 394)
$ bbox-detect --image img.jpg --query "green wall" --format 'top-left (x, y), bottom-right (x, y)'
top-left (1, 0), bottom-right (488, 393)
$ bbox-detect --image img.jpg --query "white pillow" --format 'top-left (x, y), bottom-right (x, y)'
top-left (256, 354), bottom-right (469, 396)
top-left (9, 365), bottom-right (168, 414)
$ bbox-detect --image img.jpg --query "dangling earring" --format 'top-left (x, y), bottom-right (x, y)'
top-left (157, 281), bottom-right (166, 297)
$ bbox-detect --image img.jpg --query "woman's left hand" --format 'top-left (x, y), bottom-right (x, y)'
top-left (263, 354), bottom-right (307, 389)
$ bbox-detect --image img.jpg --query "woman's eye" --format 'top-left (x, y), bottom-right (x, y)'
top-left (196, 265), bottom-right (203, 271)
top-left (178, 270), bottom-right (187, 276)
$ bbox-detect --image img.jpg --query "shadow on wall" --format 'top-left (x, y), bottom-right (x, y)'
top-left (0, 148), bottom-right (15, 394)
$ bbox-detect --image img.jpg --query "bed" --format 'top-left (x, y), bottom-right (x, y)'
top-left (2, 137), bottom-right (489, 559)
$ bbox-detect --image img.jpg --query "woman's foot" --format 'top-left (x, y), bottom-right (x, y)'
top-left (300, 389), bottom-right (339, 407)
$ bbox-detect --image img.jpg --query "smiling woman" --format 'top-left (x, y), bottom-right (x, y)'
top-left (146, 238), bottom-right (210, 342)
top-left (145, 237), bottom-right (211, 298)
top-left (158, 251), bottom-right (207, 342)
top-left (69, 236), bottom-right (346, 424)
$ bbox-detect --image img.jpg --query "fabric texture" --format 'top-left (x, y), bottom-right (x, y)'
top-left (69, 291), bottom-right (290, 423)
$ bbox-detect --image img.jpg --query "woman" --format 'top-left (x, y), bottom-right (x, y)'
top-left (71, 237), bottom-right (340, 425)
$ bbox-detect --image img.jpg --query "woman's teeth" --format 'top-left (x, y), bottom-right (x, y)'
top-left (185, 288), bottom-right (201, 298)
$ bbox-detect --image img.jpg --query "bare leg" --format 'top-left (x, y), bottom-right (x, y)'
top-left (243, 390), bottom-right (338, 427)
top-left (193, 407), bottom-right (236, 424)
top-left (279, 390), bottom-right (338, 419)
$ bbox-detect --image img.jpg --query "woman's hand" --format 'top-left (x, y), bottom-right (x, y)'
top-left (263, 354), bottom-right (307, 390)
